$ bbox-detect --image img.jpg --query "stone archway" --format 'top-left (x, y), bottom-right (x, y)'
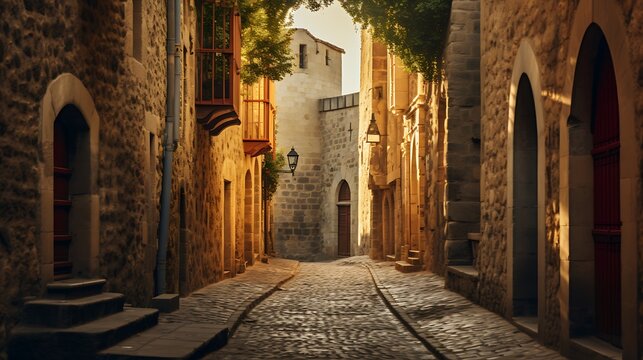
top-left (337, 180), bottom-right (351, 257)
top-left (39, 74), bottom-right (100, 284)
top-left (560, 1), bottom-right (639, 355)
top-left (506, 40), bottom-right (546, 337)
top-left (511, 74), bottom-right (539, 321)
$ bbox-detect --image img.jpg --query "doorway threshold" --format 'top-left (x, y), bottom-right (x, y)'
top-left (513, 316), bottom-right (538, 338)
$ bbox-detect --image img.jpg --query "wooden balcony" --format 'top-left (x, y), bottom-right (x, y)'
top-left (195, 1), bottom-right (241, 136)
top-left (242, 78), bottom-right (274, 157)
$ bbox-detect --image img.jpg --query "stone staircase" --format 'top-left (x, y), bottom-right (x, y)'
top-left (8, 278), bottom-right (228, 359)
top-left (8, 279), bottom-right (158, 360)
top-left (386, 246), bottom-right (424, 273)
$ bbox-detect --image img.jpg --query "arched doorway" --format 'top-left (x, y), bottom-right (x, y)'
top-left (591, 37), bottom-right (621, 346)
top-left (512, 74), bottom-right (538, 320)
top-left (337, 181), bottom-right (351, 257)
top-left (53, 105), bottom-right (89, 280)
top-left (568, 25), bottom-right (622, 347)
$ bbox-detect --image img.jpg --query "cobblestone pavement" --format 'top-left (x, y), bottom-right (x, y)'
top-left (361, 257), bottom-right (566, 359)
top-left (209, 261), bottom-right (436, 360)
top-left (159, 258), bottom-right (299, 330)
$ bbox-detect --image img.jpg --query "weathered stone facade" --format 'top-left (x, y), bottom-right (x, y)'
top-left (363, 0), bottom-right (642, 358)
top-left (319, 94), bottom-right (360, 257)
top-left (274, 29), bottom-right (359, 260)
top-left (480, 1), bottom-right (642, 357)
top-left (0, 1), bottom-right (268, 356)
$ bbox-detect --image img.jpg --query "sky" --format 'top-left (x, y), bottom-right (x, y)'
top-left (291, 2), bottom-right (361, 95)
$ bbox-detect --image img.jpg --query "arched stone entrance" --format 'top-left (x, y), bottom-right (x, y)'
top-left (567, 24), bottom-right (624, 347)
top-left (337, 180), bottom-right (351, 257)
top-left (511, 74), bottom-right (538, 320)
top-left (39, 74), bottom-right (100, 283)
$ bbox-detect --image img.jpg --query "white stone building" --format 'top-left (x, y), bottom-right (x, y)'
top-left (273, 29), bottom-right (360, 260)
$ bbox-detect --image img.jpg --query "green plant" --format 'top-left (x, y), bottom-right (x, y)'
top-left (262, 151), bottom-right (286, 200)
top-left (340, 0), bottom-right (452, 82)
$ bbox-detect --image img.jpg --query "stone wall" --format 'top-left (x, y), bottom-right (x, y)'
top-left (480, 0), bottom-right (642, 354)
top-left (273, 29), bottom-right (343, 260)
top-left (0, 0), bottom-right (167, 354)
top-left (442, 0), bottom-right (481, 267)
top-left (319, 97), bottom-right (360, 257)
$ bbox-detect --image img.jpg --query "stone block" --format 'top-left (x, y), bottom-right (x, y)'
top-left (150, 293), bottom-right (179, 313)
top-left (446, 201), bottom-right (480, 222)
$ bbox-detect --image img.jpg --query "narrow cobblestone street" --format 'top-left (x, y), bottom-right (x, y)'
top-left (209, 261), bottom-right (436, 359)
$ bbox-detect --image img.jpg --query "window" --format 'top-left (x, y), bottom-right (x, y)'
top-left (325, 49), bottom-right (330, 66)
top-left (196, 0), bottom-right (239, 104)
top-left (299, 44), bottom-right (307, 69)
top-left (133, 0), bottom-right (142, 61)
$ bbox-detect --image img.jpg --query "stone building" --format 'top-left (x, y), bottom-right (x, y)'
top-left (273, 29), bottom-right (360, 260)
top-left (0, 0), bottom-right (272, 356)
top-left (477, 1), bottom-right (642, 358)
top-left (363, 0), bottom-right (642, 358)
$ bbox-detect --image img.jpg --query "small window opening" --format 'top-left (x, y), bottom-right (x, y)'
top-left (299, 44), bottom-right (307, 69)
top-left (133, 0), bottom-right (143, 61)
top-left (325, 49), bottom-right (330, 66)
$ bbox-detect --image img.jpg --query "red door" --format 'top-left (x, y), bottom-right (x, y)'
top-left (592, 45), bottom-right (621, 346)
top-left (54, 121), bottom-right (73, 279)
top-left (337, 181), bottom-right (351, 257)
top-left (338, 206), bottom-right (350, 257)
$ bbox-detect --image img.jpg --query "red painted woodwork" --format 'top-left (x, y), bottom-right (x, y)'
top-left (338, 181), bottom-right (351, 256)
top-left (338, 206), bottom-right (350, 257)
top-left (195, 1), bottom-right (241, 136)
top-left (592, 44), bottom-right (621, 346)
top-left (54, 121), bottom-right (72, 279)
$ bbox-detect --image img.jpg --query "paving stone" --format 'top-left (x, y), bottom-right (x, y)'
top-left (209, 261), bottom-right (436, 359)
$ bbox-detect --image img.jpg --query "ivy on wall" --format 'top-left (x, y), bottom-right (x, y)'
top-left (262, 151), bottom-right (286, 200)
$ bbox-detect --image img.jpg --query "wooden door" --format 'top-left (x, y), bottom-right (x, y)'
top-left (338, 206), bottom-right (350, 257)
top-left (592, 44), bottom-right (621, 346)
top-left (54, 121), bottom-right (73, 279)
top-left (337, 181), bottom-right (351, 257)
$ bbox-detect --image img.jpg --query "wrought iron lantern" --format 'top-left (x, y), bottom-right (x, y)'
top-left (366, 113), bottom-right (381, 144)
top-left (286, 147), bottom-right (299, 175)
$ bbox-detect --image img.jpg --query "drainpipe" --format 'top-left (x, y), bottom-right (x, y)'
top-left (156, 0), bottom-right (181, 295)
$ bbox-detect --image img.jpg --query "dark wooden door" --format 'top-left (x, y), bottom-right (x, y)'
top-left (338, 205), bottom-right (350, 257)
top-left (592, 45), bottom-right (621, 346)
top-left (54, 121), bottom-right (73, 279)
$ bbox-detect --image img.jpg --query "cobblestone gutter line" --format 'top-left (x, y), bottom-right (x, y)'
top-left (363, 264), bottom-right (458, 360)
top-left (226, 262), bottom-right (301, 337)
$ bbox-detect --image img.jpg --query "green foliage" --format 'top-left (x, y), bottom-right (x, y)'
top-left (238, 0), bottom-right (333, 84)
top-left (262, 151), bottom-right (286, 200)
top-left (238, 0), bottom-right (451, 83)
top-left (339, 0), bottom-right (452, 81)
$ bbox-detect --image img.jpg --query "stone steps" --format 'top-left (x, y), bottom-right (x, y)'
top-left (98, 323), bottom-right (229, 359)
top-left (395, 261), bottom-right (422, 273)
top-left (22, 292), bottom-right (126, 328)
top-left (9, 307), bottom-right (159, 360)
top-left (407, 256), bottom-right (422, 266)
top-left (46, 278), bottom-right (107, 299)
top-left (385, 254), bottom-right (396, 262)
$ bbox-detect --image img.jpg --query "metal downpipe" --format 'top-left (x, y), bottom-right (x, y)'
top-left (156, 0), bottom-right (179, 295)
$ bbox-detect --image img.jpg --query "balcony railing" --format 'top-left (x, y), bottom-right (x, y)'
top-left (242, 78), bottom-right (274, 157)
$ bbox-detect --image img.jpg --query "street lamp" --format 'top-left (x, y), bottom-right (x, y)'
top-left (366, 113), bottom-right (381, 144)
top-left (276, 147), bottom-right (300, 176)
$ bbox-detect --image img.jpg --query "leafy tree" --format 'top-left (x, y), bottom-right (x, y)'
top-left (239, 0), bottom-right (451, 83)
top-left (339, 0), bottom-right (451, 81)
top-left (238, 0), bottom-right (333, 84)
